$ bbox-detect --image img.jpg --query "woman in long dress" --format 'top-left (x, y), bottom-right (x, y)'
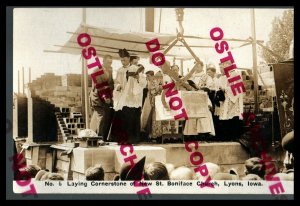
top-left (140, 71), bottom-right (164, 139)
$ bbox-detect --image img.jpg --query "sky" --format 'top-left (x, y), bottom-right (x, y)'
top-left (13, 8), bottom-right (292, 93)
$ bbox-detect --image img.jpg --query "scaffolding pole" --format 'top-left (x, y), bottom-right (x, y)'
top-left (82, 8), bottom-right (90, 129)
top-left (29, 67), bottom-right (31, 83)
top-left (22, 67), bottom-right (25, 95)
top-left (18, 70), bottom-right (20, 95)
top-left (251, 9), bottom-right (259, 114)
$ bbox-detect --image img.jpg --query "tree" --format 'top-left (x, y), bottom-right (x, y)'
top-left (260, 10), bottom-right (294, 63)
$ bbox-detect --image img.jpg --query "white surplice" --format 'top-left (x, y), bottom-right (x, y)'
top-left (113, 64), bottom-right (147, 111)
top-left (215, 72), bottom-right (244, 120)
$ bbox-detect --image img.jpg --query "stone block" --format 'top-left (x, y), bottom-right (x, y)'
top-left (159, 142), bottom-right (250, 167)
top-left (71, 146), bottom-right (116, 174)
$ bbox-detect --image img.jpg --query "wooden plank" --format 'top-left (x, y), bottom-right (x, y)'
top-left (31, 147), bottom-right (39, 165)
top-left (46, 153), bottom-right (53, 172)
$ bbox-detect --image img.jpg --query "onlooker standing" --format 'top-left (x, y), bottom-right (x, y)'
top-left (89, 55), bottom-right (114, 141)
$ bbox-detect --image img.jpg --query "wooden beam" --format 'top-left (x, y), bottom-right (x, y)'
top-left (145, 8), bottom-right (155, 32)
top-left (45, 47), bottom-right (194, 60)
top-left (67, 31), bottom-right (250, 49)
top-left (54, 44), bottom-right (119, 54)
top-left (184, 35), bottom-right (264, 43)
top-left (163, 38), bottom-right (178, 55)
top-left (69, 40), bottom-right (151, 53)
top-left (251, 9), bottom-right (259, 114)
top-left (67, 31), bottom-right (172, 46)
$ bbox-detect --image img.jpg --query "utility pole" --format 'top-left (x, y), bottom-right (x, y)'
top-left (251, 9), bottom-right (259, 114)
top-left (22, 66), bottom-right (25, 95)
top-left (29, 67), bottom-right (31, 83)
top-left (145, 8), bottom-right (155, 32)
top-left (82, 8), bottom-right (90, 129)
top-left (18, 70), bottom-right (20, 95)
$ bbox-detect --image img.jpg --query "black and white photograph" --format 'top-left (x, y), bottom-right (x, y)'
top-left (8, 7), bottom-right (294, 200)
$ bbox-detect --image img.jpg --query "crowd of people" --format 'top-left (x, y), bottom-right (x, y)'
top-left (89, 49), bottom-right (244, 144)
top-left (24, 155), bottom-right (293, 181)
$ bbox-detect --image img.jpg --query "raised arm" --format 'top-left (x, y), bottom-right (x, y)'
top-left (181, 61), bottom-right (203, 82)
top-left (161, 60), bottom-right (193, 91)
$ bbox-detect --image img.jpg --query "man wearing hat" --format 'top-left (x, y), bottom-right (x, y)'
top-left (113, 49), bottom-right (147, 144)
top-left (130, 55), bottom-right (140, 66)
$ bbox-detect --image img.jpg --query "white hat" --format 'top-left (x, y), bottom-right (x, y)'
top-left (207, 63), bottom-right (216, 69)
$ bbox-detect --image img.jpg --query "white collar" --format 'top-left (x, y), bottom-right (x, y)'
top-left (123, 64), bottom-right (130, 68)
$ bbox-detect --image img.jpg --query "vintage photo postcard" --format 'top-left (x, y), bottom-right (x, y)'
top-left (7, 7), bottom-right (294, 200)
